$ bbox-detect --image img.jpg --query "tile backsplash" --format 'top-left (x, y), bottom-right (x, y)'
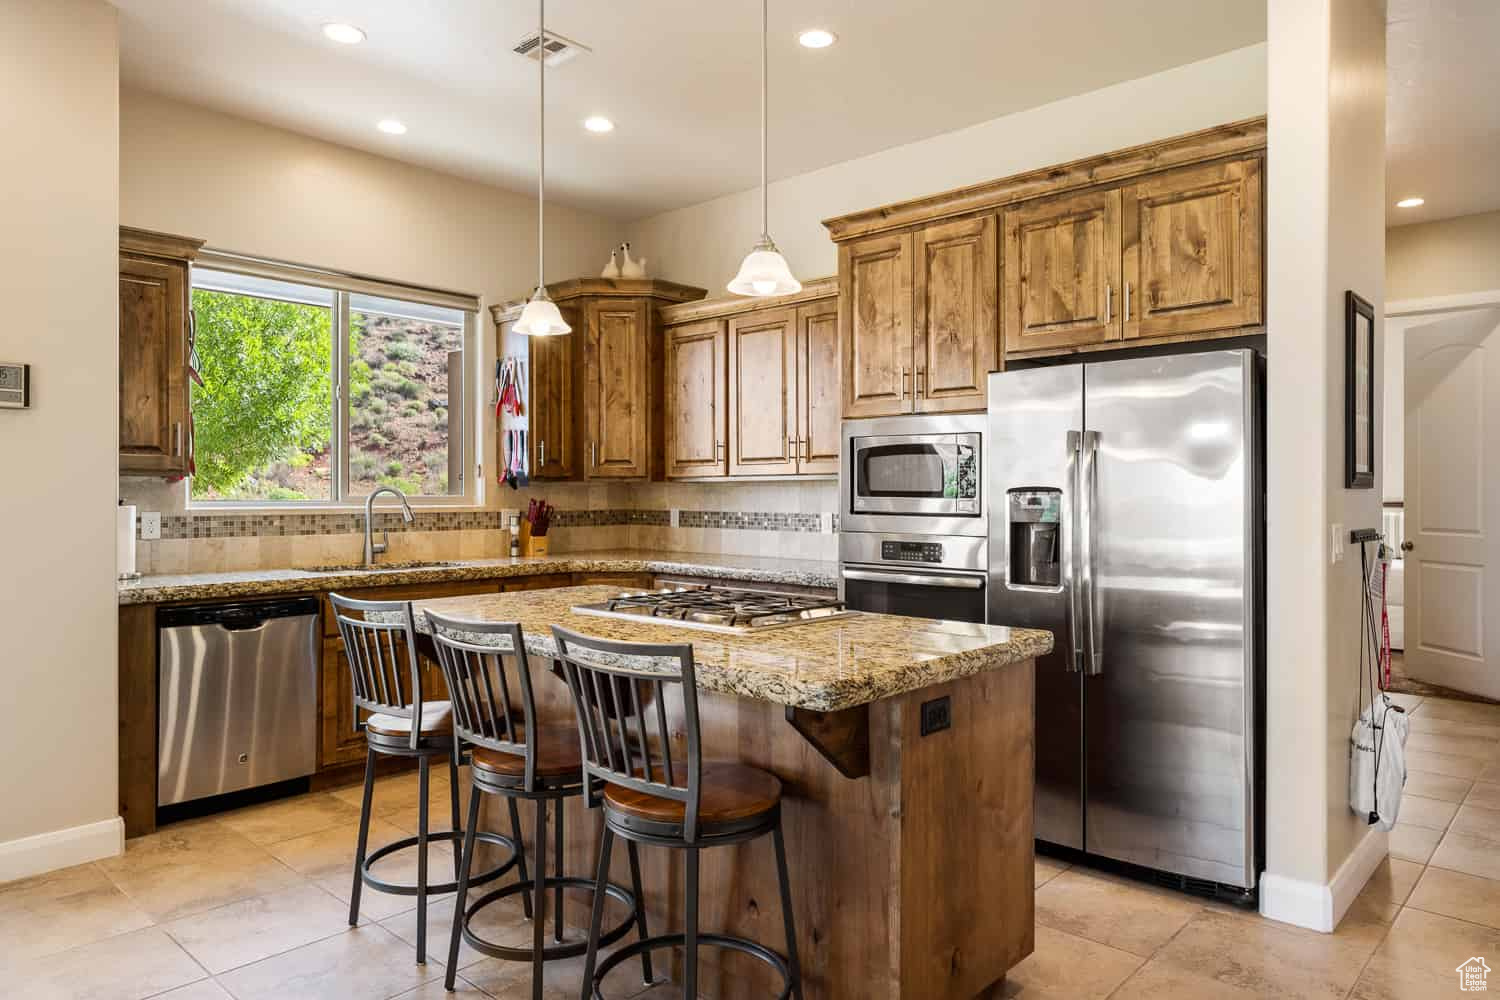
top-left (121, 478), bottom-right (839, 574)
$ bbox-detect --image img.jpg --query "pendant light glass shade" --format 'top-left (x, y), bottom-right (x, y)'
top-left (515, 286), bottom-right (570, 337)
top-left (729, 0), bottom-right (799, 298)
top-left (728, 235), bottom-right (801, 296)
top-left (519, 0), bottom-right (570, 335)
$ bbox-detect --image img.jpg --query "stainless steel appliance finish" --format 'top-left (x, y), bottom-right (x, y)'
top-left (572, 586), bottom-right (855, 634)
top-left (839, 531), bottom-right (989, 624)
top-left (840, 413), bottom-right (986, 536)
top-left (158, 597), bottom-right (320, 807)
top-left (988, 349), bottom-right (1262, 890)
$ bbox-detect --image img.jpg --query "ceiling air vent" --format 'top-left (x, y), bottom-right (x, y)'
top-left (512, 29), bottom-right (590, 67)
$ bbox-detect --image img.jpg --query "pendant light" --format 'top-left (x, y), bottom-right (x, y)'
top-left (515, 0), bottom-right (571, 336)
top-left (728, 0), bottom-right (801, 297)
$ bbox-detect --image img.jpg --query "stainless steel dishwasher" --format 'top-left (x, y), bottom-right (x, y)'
top-left (158, 597), bottom-right (320, 806)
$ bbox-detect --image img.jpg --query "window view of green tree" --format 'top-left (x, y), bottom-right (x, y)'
top-left (190, 290), bottom-right (336, 500)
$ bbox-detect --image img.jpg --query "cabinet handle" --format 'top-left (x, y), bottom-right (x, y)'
top-left (916, 367), bottom-right (925, 397)
top-left (900, 367), bottom-right (909, 399)
top-left (174, 421), bottom-right (183, 457)
top-left (539, 440), bottom-right (545, 467)
top-left (590, 442), bottom-right (597, 467)
top-left (1105, 284), bottom-right (1112, 325)
top-left (716, 440), bottom-right (725, 462)
top-left (1124, 282), bottom-right (1131, 323)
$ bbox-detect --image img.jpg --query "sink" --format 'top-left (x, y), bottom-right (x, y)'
top-left (305, 561), bottom-right (460, 573)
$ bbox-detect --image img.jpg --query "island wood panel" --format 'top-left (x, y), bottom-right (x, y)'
top-left (728, 308), bottom-right (798, 476)
top-left (841, 232), bottom-right (913, 419)
top-left (119, 255), bottom-right (188, 476)
top-left (502, 573), bottom-right (575, 591)
top-left (475, 659), bottom-right (1036, 1000)
top-left (526, 314), bottom-right (576, 479)
top-left (585, 298), bottom-right (651, 478)
top-left (795, 298), bottom-right (841, 475)
top-left (912, 214), bottom-right (999, 414)
top-left (664, 319), bottom-right (727, 478)
top-left (119, 604), bottom-right (158, 838)
top-left (1003, 189), bottom-right (1122, 355)
top-left (1122, 156), bottom-right (1263, 341)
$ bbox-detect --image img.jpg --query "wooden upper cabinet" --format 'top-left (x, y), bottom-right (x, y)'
top-left (728, 308), bottom-right (798, 476)
top-left (912, 214), bottom-right (999, 413)
top-left (841, 232), bottom-right (913, 419)
top-left (1003, 189), bottom-right (1122, 355)
top-left (119, 228), bottom-right (203, 477)
top-left (664, 319), bottom-right (727, 478)
top-left (796, 298), bottom-right (841, 475)
top-left (584, 298), bottom-right (651, 478)
top-left (1122, 157), bottom-right (1263, 341)
top-left (527, 313), bottom-right (575, 478)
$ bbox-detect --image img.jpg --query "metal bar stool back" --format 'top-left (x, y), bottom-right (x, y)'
top-left (427, 612), bottom-right (650, 1000)
top-left (329, 594), bottom-right (517, 966)
top-left (552, 625), bottom-right (802, 1000)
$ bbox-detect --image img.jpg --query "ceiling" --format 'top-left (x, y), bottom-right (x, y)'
top-left (1387, 0), bottom-right (1500, 227)
top-left (112, 0), bottom-right (1265, 220)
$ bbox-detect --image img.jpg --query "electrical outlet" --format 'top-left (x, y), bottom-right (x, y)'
top-left (140, 511), bottom-right (161, 541)
top-left (1330, 523), bottom-right (1344, 565)
top-left (920, 696), bottom-right (952, 736)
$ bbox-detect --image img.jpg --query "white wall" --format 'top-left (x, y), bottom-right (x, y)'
top-left (1262, 0), bottom-right (1387, 930)
top-left (119, 88), bottom-right (623, 512)
top-left (625, 44), bottom-right (1267, 292)
top-left (0, 0), bottom-right (122, 878)
top-left (1388, 210), bottom-right (1500, 302)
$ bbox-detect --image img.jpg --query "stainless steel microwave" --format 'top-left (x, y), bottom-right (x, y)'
top-left (840, 414), bottom-right (985, 534)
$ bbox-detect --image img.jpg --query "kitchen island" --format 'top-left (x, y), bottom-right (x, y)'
top-left (404, 586), bottom-right (1050, 1000)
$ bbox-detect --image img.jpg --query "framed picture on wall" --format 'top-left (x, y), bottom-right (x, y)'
top-left (1345, 291), bottom-right (1376, 489)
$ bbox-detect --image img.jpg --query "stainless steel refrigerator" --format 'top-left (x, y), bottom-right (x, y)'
top-left (987, 349), bottom-right (1262, 893)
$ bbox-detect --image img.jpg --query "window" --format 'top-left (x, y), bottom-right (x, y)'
top-left (189, 258), bottom-right (476, 505)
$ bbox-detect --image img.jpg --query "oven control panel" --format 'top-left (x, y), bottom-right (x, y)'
top-left (881, 540), bottom-right (944, 563)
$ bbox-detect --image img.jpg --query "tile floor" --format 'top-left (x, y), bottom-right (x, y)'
top-left (4, 692), bottom-right (1499, 999)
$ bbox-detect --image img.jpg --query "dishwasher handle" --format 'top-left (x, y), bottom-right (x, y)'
top-left (158, 596), bottom-right (321, 631)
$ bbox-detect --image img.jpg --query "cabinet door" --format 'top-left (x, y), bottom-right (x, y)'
top-left (320, 639), bottom-right (369, 767)
top-left (585, 298), bottom-right (650, 478)
top-left (1122, 157), bottom-right (1263, 341)
top-left (119, 254), bottom-right (188, 475)
top-left (728, 308), bottom-right (798, 476)
top-left (913, 214), bottom-right (998, 412)
top-left (840, 232), bottom-right (913, 418)
top-left (664, 319), bottom-right (727, 478)
top-left (796, 298), bottom-right (841, 476)
top-left (527, 313), bottom-right (575, 478)
top-left (1002, 189), bottom-right (1122, 355)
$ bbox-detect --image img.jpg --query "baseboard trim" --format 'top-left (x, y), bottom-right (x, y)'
top-left (0, 817), bottom-right (124, 883)
top-left (1259, 826), bottom-right (1388, 932)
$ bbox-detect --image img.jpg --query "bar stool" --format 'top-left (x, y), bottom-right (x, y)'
top-left (426, 613), bottom-right (653, 1000)
top-left (329, 594), bottom-right (519, 964)
top-left (552, 626), bottom-right (803, 1000)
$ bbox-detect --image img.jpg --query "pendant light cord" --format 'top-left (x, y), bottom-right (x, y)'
top-left (537, 0), bottom-right (546, 291)
top-left (760, 0), bottom-right (768, 241)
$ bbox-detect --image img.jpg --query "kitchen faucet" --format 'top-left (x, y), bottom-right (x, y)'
top-left (363, 486), bottom-right (415, 566)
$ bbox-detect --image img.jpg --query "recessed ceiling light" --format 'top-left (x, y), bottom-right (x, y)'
top-left (1396, 196), bottom-right (1425, 208)
top-left (583, 116), bottom-right (614, 134)
top-left (377, 119), bottom-right (407, 135)
top-left (797, 28), bottom-right (836, 49)
top-left (322, 22), bottom-right (366, 45)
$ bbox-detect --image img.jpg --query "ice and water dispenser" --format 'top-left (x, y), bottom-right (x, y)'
top-left (1008, 488), bottom-right (1061, 588)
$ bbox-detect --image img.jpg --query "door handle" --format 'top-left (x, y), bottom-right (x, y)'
top-left (1066, 430), bottom-right (1083, 673)
top-left (1401, 541), bottom-right (1414, 552)
top-left (1080, 429), bottom-right (1103, 675)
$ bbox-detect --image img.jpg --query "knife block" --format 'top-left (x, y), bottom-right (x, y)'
top-left (518, 520), bottom-right (549, 558)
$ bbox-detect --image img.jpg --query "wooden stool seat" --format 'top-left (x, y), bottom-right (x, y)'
top-left (366, 700), bottom-right (454, 738)
top-left (605, 763), bottom-right (782, 828)
top-left (470, 727), bottom-right (584, 780)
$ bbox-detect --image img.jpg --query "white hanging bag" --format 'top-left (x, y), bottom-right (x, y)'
top-left (1348, 693), bottom-right (1409, 830)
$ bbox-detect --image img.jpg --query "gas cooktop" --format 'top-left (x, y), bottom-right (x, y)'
top-left (572, 586), bottom-right (856, 634)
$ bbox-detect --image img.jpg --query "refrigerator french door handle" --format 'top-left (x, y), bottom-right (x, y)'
top-left (1081, 429), bottom-right (1103, 675)
top-left (1066, 430), bottom-right (1084, 673)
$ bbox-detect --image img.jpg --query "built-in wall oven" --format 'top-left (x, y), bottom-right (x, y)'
top-left (839, 414), bottom-right (988, 623)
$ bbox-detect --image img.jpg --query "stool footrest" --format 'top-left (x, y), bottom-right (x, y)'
top-left (460, 876), bottom-right (638, 962)
top-left (590, 932), bottom-right (795, 1000)
top-left (360, 830), bottom-right (516, 897)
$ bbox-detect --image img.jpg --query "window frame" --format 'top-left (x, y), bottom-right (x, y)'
top-left (187, 251), bottom-right (480, 510)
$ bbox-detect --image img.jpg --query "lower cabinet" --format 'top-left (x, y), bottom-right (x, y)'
top-left (320, 638), bottom-right (371, 767)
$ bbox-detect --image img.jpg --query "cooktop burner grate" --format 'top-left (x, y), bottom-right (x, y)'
top-left (575, 586), bottom-right (852, 633)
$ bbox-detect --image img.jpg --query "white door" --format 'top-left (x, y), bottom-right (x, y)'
top-left (1403, 305), bottom-right (1500, 698)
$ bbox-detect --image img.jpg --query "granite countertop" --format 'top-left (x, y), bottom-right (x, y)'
top-left (117, 550), bottom-right (838, 605)
top-left (399, 585), bottom-right (1052, 712)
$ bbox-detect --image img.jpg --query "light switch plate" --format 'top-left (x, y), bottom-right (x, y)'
top-left (1331, 523), bottom-right (1344, 565)
top-left (141, 511), bottom-right (161, 541)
